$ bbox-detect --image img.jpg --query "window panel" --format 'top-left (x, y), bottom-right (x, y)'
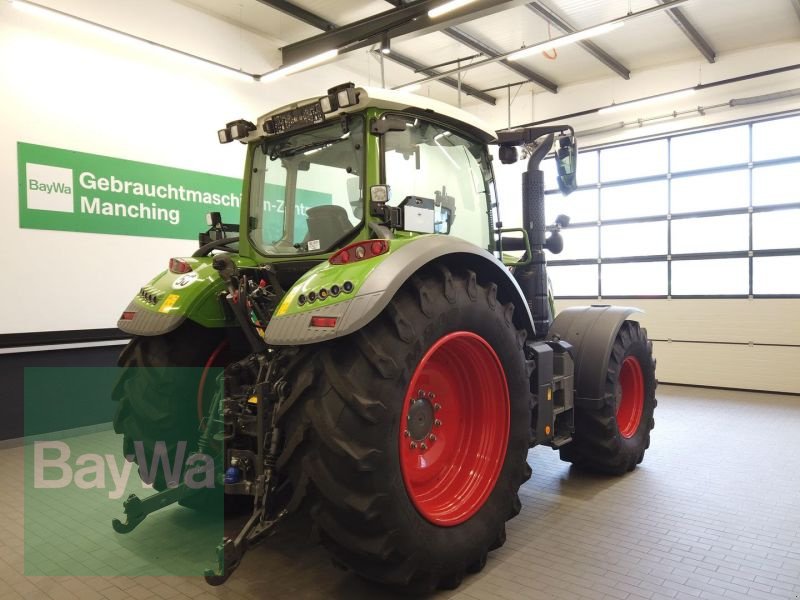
top-left (548, 264), bottom-right (598, 297)
top-left (384, 120), bottom-right (491, 248)
top-left (600, 140), bottom-right (667, 182)
top-left (541, 154), bottom-right (558, 191)
top-left (557, 225), bottom-right (598, 261)
top-left (753, 209), bottom-right (800, 250)
top-left (752, 115), bottom-right (800, 161)
top-left (601, 221), bottom-right (667, 258)
top-left (671, 214), bottom-right (749, 254)
top-left (753, 256), bottom-right (800, 294)
top-left (670, 125), bottom-right (749, 172)
top-left (671, 258), bottom-right (749, 295)
top-left (670, 169), bottom-right (749, 213)
top-left (602, 262), bottom-right (667, 296)
top-left (752, 163), bottom-right (800, 206)
top-left (577, 151), bottom-right (599, 186)
top-left (551, 115), bottom-right (800, 298)
top-left (601, 180), bottom-right (668, 220)
top-left (546, 188), bottom-right (598, 224)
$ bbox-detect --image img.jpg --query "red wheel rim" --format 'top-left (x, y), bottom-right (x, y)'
top-left (399, 331), bottom-right (509, 527)
top-left (617, 356), bottom-right (644, 439)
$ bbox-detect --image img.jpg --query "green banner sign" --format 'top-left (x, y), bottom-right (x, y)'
top-left (18, 142), bottom-right (242, 240)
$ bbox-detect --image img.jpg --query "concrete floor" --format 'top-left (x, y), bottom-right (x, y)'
top-left (1, 384), bottom-right (799, 600)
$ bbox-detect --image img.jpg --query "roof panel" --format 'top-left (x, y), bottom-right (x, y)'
top-left (291, 0), bottom-right (388, 27)
top-left (678, 0), bottom-right (798, 54)
top-left (588, 14), bottom-right (700, 71)
top-left (453, 5), bottom-right (550, 53)
top-left (547, 0), bottom-right (656, 29)
top-left (177, 0), bottom-right (318, 42)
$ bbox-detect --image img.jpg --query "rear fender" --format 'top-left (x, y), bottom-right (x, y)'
top-left (548, 305), bottom-right (642, 409)
top-left (117, 255), bottom-right (256, 336)
top-left (263, 235), bottom-right (535, 345)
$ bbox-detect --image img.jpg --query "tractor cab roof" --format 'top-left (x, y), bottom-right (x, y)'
top-left (253, 84), bottom-right (497, 145)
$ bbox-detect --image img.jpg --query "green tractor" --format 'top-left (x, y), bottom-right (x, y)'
top-left (111, 83), bottom-right (657, 591)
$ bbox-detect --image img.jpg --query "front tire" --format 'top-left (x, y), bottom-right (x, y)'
top-left (559, 320), bottom-right (657, 474)
top-left (275, 266), bottom-right (533, 590)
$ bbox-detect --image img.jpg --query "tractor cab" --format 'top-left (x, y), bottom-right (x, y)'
top-left (218, 83), bottom-right (503, 262)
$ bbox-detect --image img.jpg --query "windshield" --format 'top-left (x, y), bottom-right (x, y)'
top-left (249, 117), bottom-right (363, 255)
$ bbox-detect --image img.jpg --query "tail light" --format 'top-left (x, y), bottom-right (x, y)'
top-left (310, 316), bottom-right (338, 328)
top-left (169, 258), bottom-right (193, 274)
top-left (120, 311), bottom-right (136, 321)
top-left (329, 240), bottom-right (390, 265)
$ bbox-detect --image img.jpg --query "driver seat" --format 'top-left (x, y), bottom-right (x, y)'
top-left (303, 205), bottom-right (352, 249)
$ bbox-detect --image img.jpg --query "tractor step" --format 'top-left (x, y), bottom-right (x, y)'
top-left (528, 339), bottom-right (576, 449)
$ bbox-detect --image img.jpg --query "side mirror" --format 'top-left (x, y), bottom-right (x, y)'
top-left (498, 145), bottom-right (518, 165)
top-left (555, 134), bottom-right (578, 196)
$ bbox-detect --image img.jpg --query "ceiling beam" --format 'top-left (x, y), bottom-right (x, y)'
top-left (442, 27), bottom-right (558, 93)
top-left (656, 0), bottom-right (716, 63)
top-left (279, 0), bottom-right (532, 65)
top-left (255, 0), bottom-right (335, 31)
top-left (382, 0), bottom-right (557, 93)
top-left (257, 0), bottom-right (496, 105)
top-left (525, 2), bottom-right (630, 80)
top-left (383, 52), bottom-right (497, 104)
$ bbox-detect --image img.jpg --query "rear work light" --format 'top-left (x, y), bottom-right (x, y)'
top-left (310, 316), bottom-right (338, 328)
top-left (169, 258), bottom-right (193, 274)
top-left (329, 240), bottom-right (390, 265)
top-left (120, 311), bottom-right (136, 321)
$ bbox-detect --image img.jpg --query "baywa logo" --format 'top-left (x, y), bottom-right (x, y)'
top-left (33, 440), bottom-right (216, 500)
top-left (26, 163), bottom-right (75, 213)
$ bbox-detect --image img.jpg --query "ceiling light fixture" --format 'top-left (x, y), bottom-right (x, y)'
top-left (428, 0), bottom-right (478, 19)
top-left (260, 49), bottom-right (339, 83)
top-left (380, 34), bottom-right (391, 55)
top-left (598, 88), bottom-right (698, 114)
top-left (9, 0), bottom-right (256, 82)
top-left (508, 21), bottom-right (624, 61)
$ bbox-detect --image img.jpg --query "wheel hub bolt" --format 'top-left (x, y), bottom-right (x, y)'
top-left (403, 430), bottom-right (410, 437)
top-left (420, 443), bottom-right (428, 451)
top-left (434, 403), bottom-right (442, 411)
top-left (410, 441), bottom-right (417, 449)
top-left (428, 392), bottom-right (436, 399)
top-left (434, 419), bottom-right (442, 427)
top-left (428, 434), bottom-right (436, 442)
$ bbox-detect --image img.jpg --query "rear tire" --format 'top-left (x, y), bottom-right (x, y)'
top-left (559, 320), bottom-right (657, 474)
top-left (275, 266), bottom-right (533, 590)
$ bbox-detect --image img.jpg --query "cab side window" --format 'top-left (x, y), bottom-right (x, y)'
top-left (383, 118), bottom-right (492, 249)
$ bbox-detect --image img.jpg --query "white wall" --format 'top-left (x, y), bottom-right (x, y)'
top-left (0, 0), bottom-right (364, 334)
